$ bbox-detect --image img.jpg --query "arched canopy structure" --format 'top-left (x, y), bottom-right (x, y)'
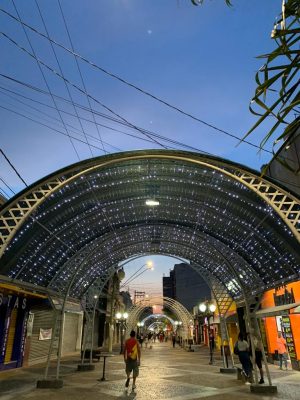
top-left (126, 296), bottom-right (193, 339)
top-left (141, 314), bottom-right (175, 328)
top-left (0, 149), bottom-right (299, 301)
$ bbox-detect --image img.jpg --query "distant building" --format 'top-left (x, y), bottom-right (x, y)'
top-left (163, 263), bottom-right (211, 312)
top-left (163, 269), bottom-right (175, 299)
top-left (120, 290), bottom-right (133, 310)
top-left (264, 130), bottom-right (300, 197)
top-left (0, 194), bottom-right (7, 206)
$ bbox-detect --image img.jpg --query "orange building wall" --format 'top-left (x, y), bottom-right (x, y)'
top-left (261, 282), bottom-right (300, 360)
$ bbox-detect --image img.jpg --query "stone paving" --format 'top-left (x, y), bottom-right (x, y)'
top-left (1, 342), bottom-right (300, 400)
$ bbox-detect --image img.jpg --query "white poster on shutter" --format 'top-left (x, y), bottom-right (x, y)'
top-left (39, 328), bottom-right (52, 340)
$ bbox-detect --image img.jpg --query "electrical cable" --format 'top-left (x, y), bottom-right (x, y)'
top-left (0, 104), bottom-right (121, 153)
top-left (0, 148), bottom-right (28, 186)
top-left (56, 0), bottom-right (105, 152)
top-left (8, 3), bottom-right (128, 266)
top-left (10, 1), bottom-right (81, 160)
top-left (0, 7), bottom-right (275, 154)
top-left (0, 176), bottom-right (16, 195)
top-left (34, 0), bottom-right (95, 157)
top-left (0, 30), bottom-right (167, 150)
top-left (0, 87), bottom-right (122, 152)
top-left (0, 85), bottom-right (208, 154)
top-left (121, 263), bottom-right (148, 287)
top-left (0, 75), bottom-right (216, 156)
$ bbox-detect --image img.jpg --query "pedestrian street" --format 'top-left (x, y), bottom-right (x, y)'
top-left (1, 342), bottom-right (299, 400)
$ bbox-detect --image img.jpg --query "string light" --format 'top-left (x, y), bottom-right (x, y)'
top-left (2, 158), bottom-right (299, 298)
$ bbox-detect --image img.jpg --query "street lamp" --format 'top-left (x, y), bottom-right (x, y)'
top-left (120, 261), bottom-right (154, 289)
top-left (116, 312), bottom-right (128, 354)
top-left (198, 301), bottom-right (216, 364)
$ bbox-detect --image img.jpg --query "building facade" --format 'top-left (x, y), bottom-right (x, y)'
top-left (163, 263), bottom-right (211, 312)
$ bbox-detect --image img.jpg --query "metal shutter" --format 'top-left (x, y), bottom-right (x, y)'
top-left (28, 305), bottom-right (56, 366)
top-left (62, 313), bottom-right (79, 354)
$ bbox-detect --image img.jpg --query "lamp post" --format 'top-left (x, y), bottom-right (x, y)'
top-left (199, 302), bottom-right (216, 364)
top-left (116, 312), bottom-right (128, 354)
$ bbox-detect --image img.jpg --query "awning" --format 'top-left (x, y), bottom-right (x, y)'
top-left (255, 302), bottom-right (300, 318)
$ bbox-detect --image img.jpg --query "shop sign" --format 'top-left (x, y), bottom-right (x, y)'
top-left (282, 316), bottom-right (297, 360)
top-left (0, 293), bottom-right (27, 310)
top-left (274, 286), bottom-right (295, 306)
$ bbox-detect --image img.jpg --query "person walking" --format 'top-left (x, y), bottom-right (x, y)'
top-left (172, 334), bottom-right (176, 348)
top-left (276, 331), bottom-right (288, 370)
top-left (250, 335), bottom-right (264, 384)
top-left (124, 330), bottom-right (141, 391)
top-left (235, 332), bottom-right (252, 384)
top-left (209, 331), bottom-right (215, 365)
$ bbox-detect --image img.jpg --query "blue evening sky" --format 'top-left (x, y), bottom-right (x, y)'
top-left (0, 0), bottom-right (283, 297)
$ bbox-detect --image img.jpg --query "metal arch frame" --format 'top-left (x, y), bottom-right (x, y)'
top-left (140, 313), bottom-right (176, 328)
top-left (147, 322), bottom-right (166, 331)
top-left (189, 261), bottom-right (236, 368)
top-left (12, 184), bottom-right (285, 286)
top-left (82, 253), bottom-right (236, 369)
top-left (1, 150), bottom-right (299, 259)
top-left (69, 236), bottom-right (258, 300)
top-left (45, 220), bottom-right (267, 297)
top-left (126, 296), bottom-right (193, 340)
top-left (49, 239), bottom-right (248, 298)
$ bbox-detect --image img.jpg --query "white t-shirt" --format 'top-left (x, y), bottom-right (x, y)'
top-left (237, 340), bottom-right (249, 352)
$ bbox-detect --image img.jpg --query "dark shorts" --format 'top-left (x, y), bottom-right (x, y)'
top-left (255, 350), bottom-right (262, 369)
top-left (125, 359), bottom-right (139, 377)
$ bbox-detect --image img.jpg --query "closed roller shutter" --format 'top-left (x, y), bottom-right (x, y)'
top-left (62, 313), bottom-right (79, 354)
top-left (28, 305), bottom-right (56, 366)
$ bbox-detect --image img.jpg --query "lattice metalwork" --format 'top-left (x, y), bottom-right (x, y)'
top-left (140, 313), bottom-right (176, 328)
top-left (0, 150), bottom-right (299, 302)
top-left (126, 296), bottom-right (193, 339)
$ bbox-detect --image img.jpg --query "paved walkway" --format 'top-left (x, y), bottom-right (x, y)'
top-left (1, 342), bottom-right (299, 400)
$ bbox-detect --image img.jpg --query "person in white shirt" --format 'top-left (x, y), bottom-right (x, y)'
top-left (236, 332), bottom-right (252, 384)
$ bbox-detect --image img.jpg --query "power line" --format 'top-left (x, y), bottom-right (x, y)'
top-left (0, 7), bottom-right (274, 154)
top-left (0, 85), bottom-right (157, 148)
top-left (0, 84), bottom-right (207, 154)
top-left (3, 86), bottom-right (297, 190)
top-left (0, 75), bottom-right (216, 156)
top-left (0, 84), bottom-right (122, 152)
top-left (0, 176), bottom-right (16, 195)
top-left (6, 5), bottom-right (127, 262)
top-left (0, 148), bottom-right (28, 186)
top-left (34, 0), bottom-right (95, 158)
top-left (10, 1), bottom-right (81, 160)
top-left (56, 0), bottom-right (105, 153)
top-left (0, 30), bottom-right (167, 150)
top-left (0, 104), bottom-right (121, 153)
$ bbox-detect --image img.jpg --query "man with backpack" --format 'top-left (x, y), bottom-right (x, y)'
top-left (124, 330), bottom-right (141, 391)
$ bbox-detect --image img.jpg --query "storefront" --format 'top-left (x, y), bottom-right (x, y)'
top-left (259, 282), bottom-right (300, 371)
top-left (0, 283), bottom-right (83, 370)
top-left (25, 298), bottom-right (83, 366)
top-left (0, 284), bottom-right (46, 370)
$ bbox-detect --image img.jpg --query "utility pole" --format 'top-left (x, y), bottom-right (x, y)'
top-left (134, 290), bottom-right (145, 304)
